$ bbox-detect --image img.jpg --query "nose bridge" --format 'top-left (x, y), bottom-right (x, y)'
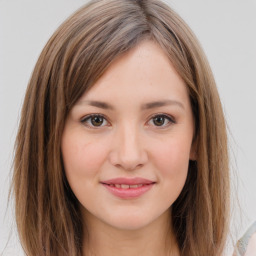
top-left (120, 122), bottom-right (140, 156)
top-left (110, 120), bottom-right (147, 170)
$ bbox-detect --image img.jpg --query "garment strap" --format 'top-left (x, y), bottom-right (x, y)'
top-left (236, 221), bottom-right (256, 255)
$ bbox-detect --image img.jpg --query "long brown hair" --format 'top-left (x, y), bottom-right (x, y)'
top-left (13, 0), bottom-right (230, 255)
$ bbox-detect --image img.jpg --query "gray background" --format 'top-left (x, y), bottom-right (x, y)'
top-left (0, 0), bottom-right (255, 255)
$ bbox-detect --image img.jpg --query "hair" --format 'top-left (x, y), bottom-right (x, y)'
top-left (12, 0), bottom-right (230, 255)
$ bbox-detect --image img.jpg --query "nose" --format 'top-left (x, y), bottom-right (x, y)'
top-left (109, 123), bottom-right (148, 171)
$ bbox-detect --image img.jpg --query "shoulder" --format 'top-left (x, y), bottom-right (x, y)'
top-left (235, 222), bottom-right (256, 256)
top-left (245, 233), bottom-right (256, 256)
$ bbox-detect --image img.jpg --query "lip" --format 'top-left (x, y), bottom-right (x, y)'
top-left (102, 177), bottom-right (155, 185)
top-left (101, 177), bottom-right (156, 199)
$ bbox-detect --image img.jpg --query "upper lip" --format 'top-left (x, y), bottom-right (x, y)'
top-left (101, 177), bottom-right (155, 185)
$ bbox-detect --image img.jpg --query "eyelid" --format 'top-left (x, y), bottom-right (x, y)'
top-left (157, 113), bottom-right (176, 123)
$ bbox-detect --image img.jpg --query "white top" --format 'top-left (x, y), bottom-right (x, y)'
top-left (235, 222), bottom-right (256, 256)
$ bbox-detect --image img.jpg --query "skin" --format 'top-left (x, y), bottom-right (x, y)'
top-left (61, 40), bottom-right (196, 256)
top-left (233, 233), bottom-right (256, 256)
top-left (245, 233), bottom-right (256, 256)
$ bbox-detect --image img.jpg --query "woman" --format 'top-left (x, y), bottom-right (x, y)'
top-left (13, 0), bottom-right (230, 255)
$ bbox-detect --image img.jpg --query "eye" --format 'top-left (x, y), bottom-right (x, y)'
top-left (81, 114), bottom-right (109, 128)
top-left (148, 114), bottom-right (175, 128)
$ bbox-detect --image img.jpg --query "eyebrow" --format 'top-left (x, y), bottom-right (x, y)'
top-left (78, 99), bottom-right (184, 110)
top-left (141, 100), bottom-right (184, 110)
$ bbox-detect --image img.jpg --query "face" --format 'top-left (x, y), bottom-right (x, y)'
top-left (61, 40), bottom-right (195, 231)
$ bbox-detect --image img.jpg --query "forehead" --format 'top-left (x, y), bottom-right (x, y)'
top-left (77, 40), bottom-right (190, 109)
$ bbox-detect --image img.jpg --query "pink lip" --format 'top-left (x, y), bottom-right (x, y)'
top-left (102, 177), bottom-right (154, 185)
top-left (101, 177), bottom-right (155, 199)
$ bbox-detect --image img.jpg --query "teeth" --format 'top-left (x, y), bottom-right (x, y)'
top-left (109, 184), bottom-right (145, 189)
top-left (129, 184), bottom-right (139, 188)
top-left (120, 184), bottom-right (130, 189)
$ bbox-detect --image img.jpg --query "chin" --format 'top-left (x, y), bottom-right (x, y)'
top-left (102, 210), bottom-right (168, 232)
top-left (108, 217), bottom-right (153, 231)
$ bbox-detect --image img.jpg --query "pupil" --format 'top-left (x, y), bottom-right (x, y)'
top-left (92, 116), bottom-right (103, 126)
top-left (153, 116), bottom-right (164, 126)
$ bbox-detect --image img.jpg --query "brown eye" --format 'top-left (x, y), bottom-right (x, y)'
top-left (153, 116), bottom-right (165, 126)
top-left (91, 116), bottom-right (104, 126)
top-left (81, 115), bottom-right (108, 128)
top-left (149, 114), bottom-right (175, 127)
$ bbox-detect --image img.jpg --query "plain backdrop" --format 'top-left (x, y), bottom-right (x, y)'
top-left (0, 0), bottom-right (255, 255)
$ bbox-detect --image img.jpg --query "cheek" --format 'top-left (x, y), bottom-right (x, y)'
top-left (151, 136), bottom-right (192, 176)
top-left (149, 133), bottom-right (192, 204)
top-left (61, 132), bottom-right (108, 179)
top-left (150, 136), bottom-right (191, 204)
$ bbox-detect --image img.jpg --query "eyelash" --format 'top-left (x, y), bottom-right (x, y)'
top-left (80, 113), bottom-right (176, 129)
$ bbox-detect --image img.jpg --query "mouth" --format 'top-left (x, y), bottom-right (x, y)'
top-left (105, 183), bottom-right (148, 189)
top-left (100, 177), bottom-right (156, 199)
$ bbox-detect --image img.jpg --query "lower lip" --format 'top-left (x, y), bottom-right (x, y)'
top-left (102, 183), bottom-right (154, 199)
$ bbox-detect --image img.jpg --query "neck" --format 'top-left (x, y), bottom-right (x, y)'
top-left (82, 209), bottom-right (180, 256)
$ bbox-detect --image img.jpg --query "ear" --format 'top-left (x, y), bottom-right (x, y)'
top-left (189, 137), bottom-right (197, 161)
